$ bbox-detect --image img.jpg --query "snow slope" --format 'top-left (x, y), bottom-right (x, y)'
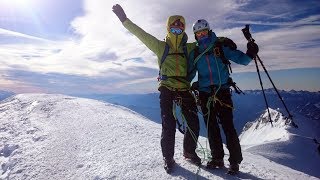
top-left (240, 108), bottom-right (291, 146)
top-left (240, 108), bottom-right (320, 178)
top-left (0, 94), bottom-right (318, 179)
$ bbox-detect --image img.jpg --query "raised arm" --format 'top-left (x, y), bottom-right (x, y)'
top-left (112, 4), bottom-right (163, 56)
top-left (224, 48), bottom-right (252, 65)
top-left (223, 41), bottom-right (259, 66)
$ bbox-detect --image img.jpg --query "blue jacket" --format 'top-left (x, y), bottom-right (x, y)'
top-left (188, 32), bottom-right (252, 93)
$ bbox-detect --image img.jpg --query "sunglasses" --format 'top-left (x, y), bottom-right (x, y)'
top-left (196, 30), bottom-right (209, 37)
top-left (170, 27), bottom-right (183, 35)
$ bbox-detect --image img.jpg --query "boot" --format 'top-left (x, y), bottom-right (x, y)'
top-left (228, 163), bottom-right (239, 174)
top-left (206, 159), bottom-right (224, 169)
top-left (183, 151), bottom-right (201, 165)
top-left (164, 158), bottom-right (175, 174)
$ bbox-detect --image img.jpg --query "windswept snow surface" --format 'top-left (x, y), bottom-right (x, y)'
top-left (0, 94), bottom-right (319, 179)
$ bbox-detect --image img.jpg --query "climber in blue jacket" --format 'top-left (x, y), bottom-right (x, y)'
top-left (188, 19), bottom-right (259, 174)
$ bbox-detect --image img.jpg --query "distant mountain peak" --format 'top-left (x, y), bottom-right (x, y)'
top-left (243, 108), bottom-right (289, 131)
top-left (240, 108), bottom-right (290, 146)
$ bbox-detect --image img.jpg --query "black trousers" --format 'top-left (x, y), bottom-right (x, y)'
top-left (199, 88), bottom-right (243, 164)
top-left (159, 86), bottom-right (200, 160)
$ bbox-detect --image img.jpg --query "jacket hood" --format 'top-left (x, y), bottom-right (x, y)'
top-left (165, 15), bottom-right (187, 51)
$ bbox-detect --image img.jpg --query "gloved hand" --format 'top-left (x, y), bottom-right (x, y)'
top-left (112, 4), bottom-right (127, 22)
top-left (246, 41), bottom-right (259, 59)
top-left (191, 81), bottom-right (199, 91)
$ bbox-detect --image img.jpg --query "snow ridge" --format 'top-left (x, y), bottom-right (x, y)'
top-left (240, 108), bottom-right (290, 146)
top-left (239, 108), bottom-right (320, 178)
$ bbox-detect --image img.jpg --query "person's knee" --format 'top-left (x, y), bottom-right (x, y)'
top-left (162, 115), bottom-right (176, 130)
top-left (162, 125), bottom-right (176, 137)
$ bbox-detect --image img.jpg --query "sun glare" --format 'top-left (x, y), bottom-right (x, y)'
top-left (0, 0), bottom-right (28, 6)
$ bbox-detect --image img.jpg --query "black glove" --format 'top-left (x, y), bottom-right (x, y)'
top-left (191, 81), bottom-right (199, 91)
top-left (112, 4), bottom-right (127, 22)
top-left (246, 41), bottom-right (259, 59)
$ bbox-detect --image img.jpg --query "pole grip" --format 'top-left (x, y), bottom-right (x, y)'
top-left (242, 24), bottom-right (255, 42)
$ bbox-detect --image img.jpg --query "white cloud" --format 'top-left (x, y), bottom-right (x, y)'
top-left (67, 0), bottom-right (320, 73)
top-left (0, 0), bottom-right (319, 93)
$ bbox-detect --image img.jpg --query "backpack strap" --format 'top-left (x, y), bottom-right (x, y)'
top-left (166, 44), bottom-right (188, 58)
top-left (160, 43), bottom-right (188, 68)
top-left (194, 46), bottom-right (199, 61)
top-left (192, 37), bottom-right (233, 74)
top-left (214, 40), bottom-right (232, 74)
top-left (158, 43), bottom-right (170, 81)
top-left (159, 43), bottom-right (170, 70)
top-left (193, 43), bottom-right (214, 66)
top-left (182, 44), bottom-right (188, 60)
top-left (158, 43), bottom-right (189, 82)
top-left (182, 43), bottom-right (188, 77)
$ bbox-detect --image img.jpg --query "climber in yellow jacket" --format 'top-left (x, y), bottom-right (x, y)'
top-left (112, 4), bottom-right (200, 173)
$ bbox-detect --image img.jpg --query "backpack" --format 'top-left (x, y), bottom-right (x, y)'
top-left (157, 43), bottom-right (189, 82)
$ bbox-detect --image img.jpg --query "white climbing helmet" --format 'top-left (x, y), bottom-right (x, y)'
top-left (192, 19), bottom-right (210, 33)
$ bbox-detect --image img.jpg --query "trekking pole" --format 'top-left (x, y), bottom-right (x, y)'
top-left (242, 25), bottom-right (298, 128)
top-left (255, 56), bottom-right (298, 128)
top-left (242, 25), bottom-right (273, 126)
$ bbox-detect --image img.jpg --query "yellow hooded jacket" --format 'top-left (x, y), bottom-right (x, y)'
top-left (123, 15), bottom-right (196, 91)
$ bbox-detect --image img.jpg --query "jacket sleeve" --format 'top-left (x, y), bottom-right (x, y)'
top-left (187, 50), bottom-right (197, 82)
top-left (123, 19), bottom-right (162, 56)
top-left (223, 46), bottom-right (252, 65)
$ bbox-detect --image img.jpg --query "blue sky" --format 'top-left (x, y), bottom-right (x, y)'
top-left (0, 0), bottom-right (319, 94)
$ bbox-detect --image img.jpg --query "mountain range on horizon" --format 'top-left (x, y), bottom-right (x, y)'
top-left (1, 89), bottom-right (319, 137)
top-left (72, 89), bottom-right (320, 137)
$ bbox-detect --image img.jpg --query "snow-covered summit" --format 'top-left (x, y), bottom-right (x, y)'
top-left (240, 108), bottom-right (291, 146)
top-left (240, 108), bottom-right (320, 178)
top-left (0, 94), bottom-right (318, 179)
